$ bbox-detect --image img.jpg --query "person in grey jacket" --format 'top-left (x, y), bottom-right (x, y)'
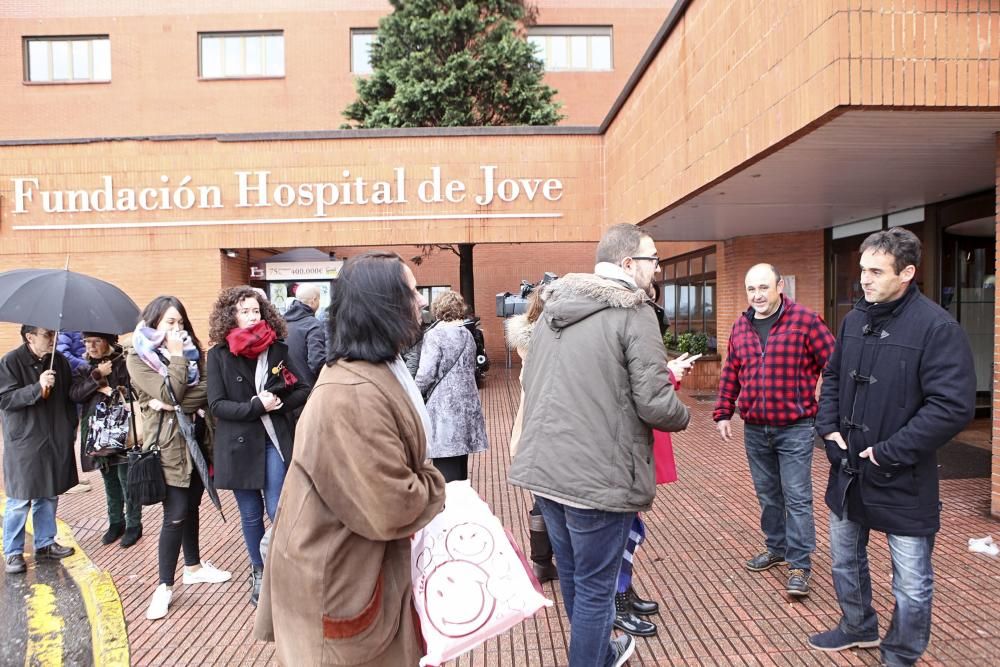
top-left (508, 223), bottom-right (691, 667)
top-left (415, 290), bottom-right (489, 482)
top-left (283, 284), bottom-right (326, 388)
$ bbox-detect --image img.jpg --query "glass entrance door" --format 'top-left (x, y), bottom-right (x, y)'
top-left (941, 217), bottom-right (996, 415)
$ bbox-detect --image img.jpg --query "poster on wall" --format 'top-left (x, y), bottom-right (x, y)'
top-left (783, 275), bottom-right (796, 301)
top-left (268, 281), bottom-right (332, 318)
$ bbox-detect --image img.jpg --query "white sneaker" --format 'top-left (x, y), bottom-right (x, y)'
top-left (182, 560), bottom-right (232, 585)
top-left (65, 482), bottom-right (91, 494)
top-left (146, 584), bottom-right (172, 620)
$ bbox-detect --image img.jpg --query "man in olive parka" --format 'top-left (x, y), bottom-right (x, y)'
top-left (509, 224), bottom-right (691, 667)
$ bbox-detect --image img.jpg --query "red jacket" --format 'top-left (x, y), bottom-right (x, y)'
top-left (713, 296), bottom-right (835, 426)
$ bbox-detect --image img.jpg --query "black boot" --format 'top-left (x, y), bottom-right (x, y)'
top-left (250, 567), bottom-right (264, 607)
top-left (628, 585), bottom-right (660, 616)
top-left (613, 592), bottom-right (657, 637)
top-left (120, 525), bottom-right (142, 549)
top-left (101, 522), bottom-right (125, 545)
top-left (528, 514), bottom-right (558, 583)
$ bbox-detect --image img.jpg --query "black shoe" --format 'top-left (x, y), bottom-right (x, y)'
top-left (5, 554), bottom-right (26, 574)
top-left (35, 543), bottom-right (74, 560)
top-left (250, 567), bottom-right (263, 607)
top-left (608, 633), bottom-right (636, 667)
top-left (528, 514), bottom-right (558, 583)
top-left (532, 561), bottom-right (558, 583)
top-left (787, 569), bottom-right (811, 597)
top-left (101, 522), bottom-right (125, 545)
top-left (745, 551), bottom-right (786, 572)
top-left (120, 525), bottom-right (142, 549)
top-left (627, 585), bottom-right (659, 616)
top-left (613, 592), bottom-right (657, 636)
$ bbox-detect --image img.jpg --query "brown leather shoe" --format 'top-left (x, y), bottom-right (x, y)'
top-left (35, 542), bottom-right (75, 560)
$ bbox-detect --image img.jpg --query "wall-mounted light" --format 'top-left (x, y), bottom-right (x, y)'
top-left (222, 249), bottom-right (239, 258)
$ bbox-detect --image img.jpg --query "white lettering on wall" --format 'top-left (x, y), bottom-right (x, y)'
top-left (9, 167), bottom-right (565, 217)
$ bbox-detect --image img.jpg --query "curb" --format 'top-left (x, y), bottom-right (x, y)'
top-left (1, 495), bottom-right (130, 666)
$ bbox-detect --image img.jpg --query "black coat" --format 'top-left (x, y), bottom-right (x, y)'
top-left (0, 345), bottom-right (79, 498)
top-left (207, 341), bottom-right (309, 490)
top-left (283, 300), bottom-right (326, 388)
top-left (816, 286), bottom-right (976, 536)
top-left (69, 345), bottom-right (131, 471)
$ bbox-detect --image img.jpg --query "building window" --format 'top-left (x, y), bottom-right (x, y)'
top-left (526, 26), bottom-right (612, 71)
top-left (24, 36), bottom-right (111, 83)
top-left (658, 248), bottom-right (717, 350)
top-left (351, 29), bottom-right (376, 75)
top-left (199, 31), bottom-right (284, 79)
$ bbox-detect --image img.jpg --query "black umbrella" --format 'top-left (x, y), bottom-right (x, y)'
top-left (163, 380), bottom-right (226, 522)
top-left (0, 268), bottom-right (140, 334)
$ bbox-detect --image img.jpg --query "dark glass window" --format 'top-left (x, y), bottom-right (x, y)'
top-left (656, 247), bottom-right (717, 350)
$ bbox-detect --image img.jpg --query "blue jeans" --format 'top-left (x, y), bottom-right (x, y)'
top-left (829, 511), bottom-right (935, 666)
top-left (536, 496), bottom-right (634, 667)
top-left (3, 496), bottom-right (58, 555)
top-left (232, 443), bottom-right (287, 569)
top-left (743, 421), bottom-right (816, 571)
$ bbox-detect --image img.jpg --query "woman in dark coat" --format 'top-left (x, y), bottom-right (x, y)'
top-left (415, 290), bottom-right (489, 482)
top-left (207, 285), bottom-right (309, 606)
top-left (69, 332), bottom-right (143, 547)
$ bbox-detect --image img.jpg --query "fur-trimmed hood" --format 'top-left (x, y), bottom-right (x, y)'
top-left (505, 313), bottom-right (535, 352)
top-left (542, 272), bottom-right (647, 332)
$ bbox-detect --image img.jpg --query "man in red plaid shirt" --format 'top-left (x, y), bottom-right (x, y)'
top-left (714, 263), bottom-right (835, 598)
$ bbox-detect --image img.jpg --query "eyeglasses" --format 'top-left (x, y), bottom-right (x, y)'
top-left (630, 256), bottom-right (660, 264)
top-left (28, 330), bottom-right (54, 340)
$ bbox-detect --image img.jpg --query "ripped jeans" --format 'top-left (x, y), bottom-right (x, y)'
top-left (158, 474), bottom-right (204, 585)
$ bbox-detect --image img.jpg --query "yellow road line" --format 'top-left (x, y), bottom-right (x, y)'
top-left (1, 495), bottom-right (130, 666)
top-left (25, 583), bottom-right (64, 667)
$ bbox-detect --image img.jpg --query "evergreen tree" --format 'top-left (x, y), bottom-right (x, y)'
top-left (343, 0), bottom-right (563, 128)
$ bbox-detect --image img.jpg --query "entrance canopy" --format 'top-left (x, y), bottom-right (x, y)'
top-left (643, 110), bottom-right (1000, 241)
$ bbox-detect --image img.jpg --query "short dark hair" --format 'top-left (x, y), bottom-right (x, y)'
top-left (326, 251), bottom-right (422, 364)
top-left (859, 228), bottom-right (922, 274)
top-left (139, 295), bottom-right (205, 369)
top-left (208, 285), bottom-right (287, 345)
top-left (596, 223), bottom-right (650, 264)
top-left (19, 324), bottom-right (41, 344)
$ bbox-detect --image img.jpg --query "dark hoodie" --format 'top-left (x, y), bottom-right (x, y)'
top-left (283, 298), bottom-right (326, 387)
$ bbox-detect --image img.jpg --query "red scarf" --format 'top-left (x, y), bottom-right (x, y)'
top-left (226, 320), bottom-right (277, 359)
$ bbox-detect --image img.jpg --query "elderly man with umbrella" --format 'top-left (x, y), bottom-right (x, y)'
top-left (1, 324), bottom-right (79, 574)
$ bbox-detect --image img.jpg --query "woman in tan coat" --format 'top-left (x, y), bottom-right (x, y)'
top-left (127, 296), bottom-right (231, 622)
top-left (254, 251), bottom-right (446, 666)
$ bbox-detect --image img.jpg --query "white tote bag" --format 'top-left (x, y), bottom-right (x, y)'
top-left (411, 481), bottom-right (552, 666)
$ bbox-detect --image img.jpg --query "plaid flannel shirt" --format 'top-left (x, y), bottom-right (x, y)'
top-left (713, 296), bottom-right (835, 426)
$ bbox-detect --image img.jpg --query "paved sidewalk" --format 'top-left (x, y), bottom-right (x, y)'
top-left (5, 370), bottom-right (1000, 665)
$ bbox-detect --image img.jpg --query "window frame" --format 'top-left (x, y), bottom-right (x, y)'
top-left (198, 30), bottom-right (285, 80)
top-left (22, 35), bottom-right (112, 84)
top-left (350, 28), bottom-right (377, 75)
top-left (657, 247), bottom-right (718, 351)
top-left (526, 25), bottom-right (613, 72)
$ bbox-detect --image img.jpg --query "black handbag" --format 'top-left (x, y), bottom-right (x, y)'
top-left (84, 387), bottom-right (131, 457)
top-left (127, 412), bottom-right (167, 506)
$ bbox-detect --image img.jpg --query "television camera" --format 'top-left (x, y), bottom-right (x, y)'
top-left (495, 272), bottom-right (558, 317)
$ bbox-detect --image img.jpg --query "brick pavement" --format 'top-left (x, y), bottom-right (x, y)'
top-left (11, 370), bottom-right (1000, 666)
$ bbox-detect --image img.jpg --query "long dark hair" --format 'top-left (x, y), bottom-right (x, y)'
top-left (327, 251), bottom-right (422, 364)
top-left (140, 295), bottom-right (205, 370)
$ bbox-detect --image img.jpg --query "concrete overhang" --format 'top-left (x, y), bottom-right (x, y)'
top-left (642, 109), bottom-right (1000, 241)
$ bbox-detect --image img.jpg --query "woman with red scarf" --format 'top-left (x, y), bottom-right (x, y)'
top-left (207, 286), bottom-right (309, 606)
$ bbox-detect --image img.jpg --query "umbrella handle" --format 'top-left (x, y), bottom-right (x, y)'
top-left (41, 330), bottom-right (59, 400)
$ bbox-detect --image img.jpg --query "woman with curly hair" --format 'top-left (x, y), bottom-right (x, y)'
top-left (207, 286), bottom-right (309, 606)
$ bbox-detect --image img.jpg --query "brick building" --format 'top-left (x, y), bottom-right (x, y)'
top-left (2, 1), bottom-right (1000, 514)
